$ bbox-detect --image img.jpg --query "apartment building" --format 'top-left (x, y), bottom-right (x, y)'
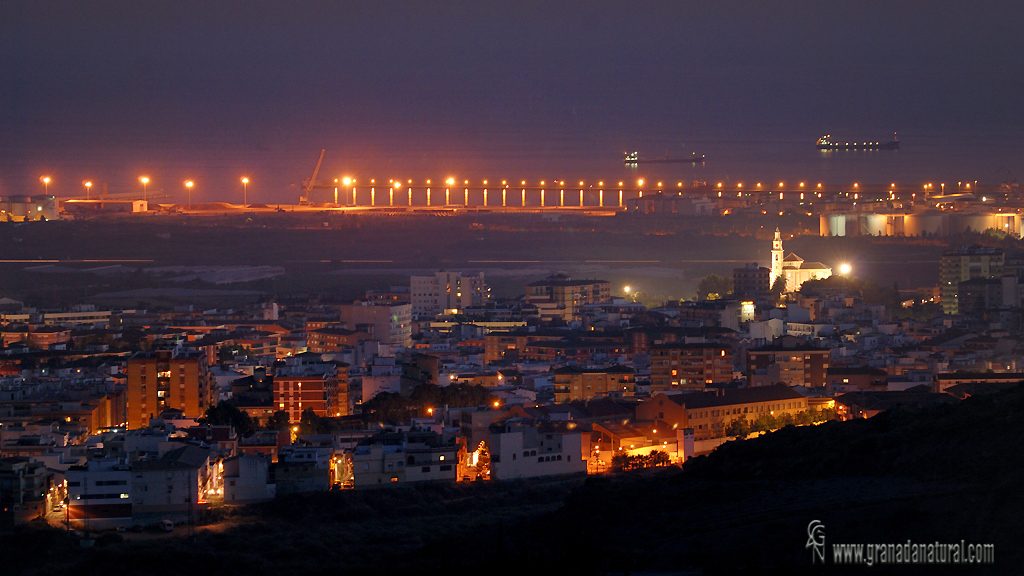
top-left (273, 354), bottom-right (348, 422)
top-left (410, 271), bottom-right (490, 319)
top-left (650, 343), bottom-right (734, 392)
top-left (126, 349), bottom-right (213, 429)
top-left (552, 365), bottom-right (635, 403)
top-left (525, 274), bottom-right (611, 321)
top-left (338, 302), bottom-right (412, 349)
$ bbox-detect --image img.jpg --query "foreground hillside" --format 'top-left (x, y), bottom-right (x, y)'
top-left (7, 385), bottom-right (1022, 575)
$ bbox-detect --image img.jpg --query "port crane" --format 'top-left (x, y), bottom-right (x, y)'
top-left (299, 149), bottom-right (341, 204)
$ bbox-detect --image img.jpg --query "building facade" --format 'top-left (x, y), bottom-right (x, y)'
top-left (410, 271), bottom-right (490, 319)
top-left (306, 327), bottom-right (372, 354)
top-left (525, 274), bottom-right (611, 321)
top-left (747, 339), bottom-right (829, 388)
top-left (273, 355), bottom-right (347, 422)
top-left (552, 365), bottom-right (635, 403)
top-left (733, 263), bottom-right (771, 300)
top-left (126, 349), bottom-right (213, 429)
top-left (650, 343), bottom-right (734, 391)
top-left (637, 385), bottom-right (809, 441)
top-left (940, 245), bottom-right (1005, 314)
top-left (769, 228), bottom-right (832, 292)
top-left (352, 430), bottom-right (463, 488)
top-left (489, 420), bottom-right (587, 480)
top-left (338, 302), bottom-right (412, 349)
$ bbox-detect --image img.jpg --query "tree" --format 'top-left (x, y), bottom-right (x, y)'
top-left (769, 276), bottom-right (787, 304)
top-left (695, 273), bottom-right (734, 301)
top-left (647, 450), bottom-right (670, 467)
top-left (199, 402), bottom-right (256, 437)
top-left (725, 418), bottom-right (750, 439)
top-left (611, 450), bottom-right (671, 472)
top-left (266, 410), bottom-right (291, 431)
top-left (299, 408), bottom-right (338, 434)
top-left (751, 412), bottom-right (779, 433)
top-left (218, 344), bottom-right (251, 362)
top-left (611, 453), bottom-right (632, 472)
top-left (361, 392), bottom-right (415, 423)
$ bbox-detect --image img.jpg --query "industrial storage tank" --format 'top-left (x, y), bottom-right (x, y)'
top-left (903, 212), bottom-right (944, 236)
top-left (820, 214), bottom-right (846, 236)
top-left (859, 213), bottom-right (888, 236)
top-left (820, 213), bottom-right (863, 236)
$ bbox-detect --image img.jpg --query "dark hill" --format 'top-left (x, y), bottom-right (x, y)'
top-left (686, 383), bottom-right (1024, 483)
top-left (6, 385), bottom-right (1021, 575)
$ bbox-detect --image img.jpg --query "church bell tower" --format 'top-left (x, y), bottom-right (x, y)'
top-left (770, 228), bottom-right (784, 288)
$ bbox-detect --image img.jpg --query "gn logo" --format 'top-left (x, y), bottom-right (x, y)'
top-left (806, 520), bottom-right (826, 564)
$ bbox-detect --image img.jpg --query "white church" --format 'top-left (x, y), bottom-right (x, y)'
top-left (770, 228), bottom-right (832, 292)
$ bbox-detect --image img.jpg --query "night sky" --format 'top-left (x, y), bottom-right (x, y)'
top-left (1, 1), bottom-right (1021, 203)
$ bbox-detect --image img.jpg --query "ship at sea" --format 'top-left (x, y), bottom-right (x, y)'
top-left (816, 132), bottom-right (899, 150)
top-left (624, 151), bottom-right (705, 165)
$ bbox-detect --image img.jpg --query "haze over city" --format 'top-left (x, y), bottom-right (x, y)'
top-left (0, 2), bottom-right (1020, 574)
top-left (2, 1), bottom-right (1023, 201)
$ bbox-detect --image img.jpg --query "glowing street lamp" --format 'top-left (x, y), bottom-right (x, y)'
top-left (139, 176), bottom-right (149, 201)
top-left (241, 177), bottom-right (249, 206)
top-left (839, 263), bottom-right (852, 275)
top-left (83, 181), bottom-right (92, 200)
top-left (40, 176), bottom-right (51, 195)
top-left (185, 180), bottom-right (194, 210)
top-left (341, 177), bottom-right (353, 205)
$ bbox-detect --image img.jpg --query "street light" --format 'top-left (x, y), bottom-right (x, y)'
top-left (139, 176), bottom-right (149, 201)
top-left (83, 181), bottom-right (92, 200)
top-left (241, 177), bottom-right (249, 206)
top-left (185, 180), bottom-right (194, 210)
top-left (40, 176), bottom-right (51, 195)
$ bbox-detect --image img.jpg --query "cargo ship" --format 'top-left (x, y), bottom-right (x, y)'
top-left (624, 151), bottom-right (705, 165)
top-left (816, 132), bottom-right (899, 150)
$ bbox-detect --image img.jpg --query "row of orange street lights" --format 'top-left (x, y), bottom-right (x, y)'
top-left (36, 175), bottom-right (253, 207)
top-left (33, 174), bottom-right (986, 207)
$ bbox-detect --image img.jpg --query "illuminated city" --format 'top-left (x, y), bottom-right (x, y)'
top-left (0, 2), bottom-right (1017, 574)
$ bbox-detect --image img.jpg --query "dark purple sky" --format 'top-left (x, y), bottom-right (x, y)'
top-left (1, 1), bottom-right (1021, 203)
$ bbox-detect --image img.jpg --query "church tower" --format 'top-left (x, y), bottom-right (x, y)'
top-left (770, 228), bottom-right (784, 289)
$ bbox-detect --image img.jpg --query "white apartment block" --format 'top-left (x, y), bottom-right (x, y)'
top-left (410, 271), bottom-right (490, 319)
